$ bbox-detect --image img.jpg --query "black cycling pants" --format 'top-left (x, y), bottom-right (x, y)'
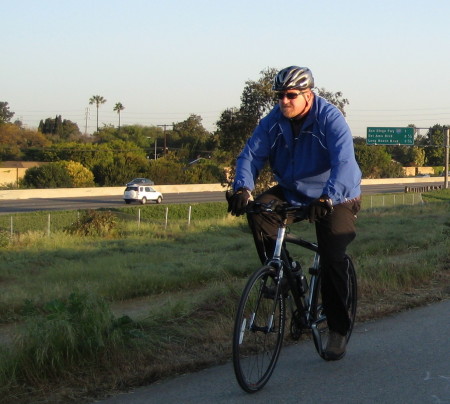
top-left (247, 185), bottom-right (361, 336)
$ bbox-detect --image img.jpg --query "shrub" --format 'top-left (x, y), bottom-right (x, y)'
top-left (182, 161), bottom-right (225, 184)
top-left (22, 160), bottom-right (94, 188)
top-left (22, 162), bottom-right (72, 188)
top-left (93, 152), bottom-right (149, 186)
top-left (64, 160), bottom-right (95, 187)
top-left (0, 230), bottom-right (11, 247)
top-left (65, 210), bottom-right (117, 237)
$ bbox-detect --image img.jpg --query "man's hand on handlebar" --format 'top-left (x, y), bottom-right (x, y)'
top-left (226, 187), bottom-right (253, 217)
top-left (308, 195), bottom-right (333, 222)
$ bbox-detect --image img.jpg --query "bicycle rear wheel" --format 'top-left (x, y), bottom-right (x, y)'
top-left (311, 255), bottom-right (357, 358)
top-left (232, 265), bottom-right (285, 393)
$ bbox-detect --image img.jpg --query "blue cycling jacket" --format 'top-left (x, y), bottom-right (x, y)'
top-left (233, 95), bottom-right (362, 205)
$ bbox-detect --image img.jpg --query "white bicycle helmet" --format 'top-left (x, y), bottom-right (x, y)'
top-left (273, 66), bottom-right (314, 91)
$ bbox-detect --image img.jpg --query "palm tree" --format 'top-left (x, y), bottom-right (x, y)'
top-left (113, 102), bottom-right (125, 130)
top-left (89, 95), bottom-right (107, 132)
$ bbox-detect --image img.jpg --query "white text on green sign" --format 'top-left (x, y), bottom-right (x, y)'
top-left (366, 127), bottom-right (414, 145)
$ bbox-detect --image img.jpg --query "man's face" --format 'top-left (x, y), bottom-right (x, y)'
top-left (277, 89), bottom-right (312, 119)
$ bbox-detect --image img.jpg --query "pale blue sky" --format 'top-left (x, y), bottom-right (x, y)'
top-left (2, 0), bottom-right (449, 137)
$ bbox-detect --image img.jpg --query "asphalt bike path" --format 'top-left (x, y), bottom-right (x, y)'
top-left (96, 300), bottom-right (450, 404)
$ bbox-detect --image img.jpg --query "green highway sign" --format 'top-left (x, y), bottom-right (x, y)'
top-left (366, 127), bottom-right (415, 145)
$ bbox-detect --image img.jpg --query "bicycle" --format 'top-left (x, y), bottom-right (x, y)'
top-left (232, 200), bottom-right (357, 393)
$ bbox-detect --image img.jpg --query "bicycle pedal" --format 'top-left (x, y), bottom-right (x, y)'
top-left (289, 310), bottom-right (307, 340)
top-left (308, 267), bottom-right (319, 275)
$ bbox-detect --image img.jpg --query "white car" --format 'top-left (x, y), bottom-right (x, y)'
top-left (123, 185), bottom-right (163, 204)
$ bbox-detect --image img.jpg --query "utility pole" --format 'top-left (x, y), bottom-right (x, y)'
top-left (146, 136), bottom-right (158, 160)
top-left (444, 126), bottom-right (449, 189)
top-left (84, 108), bottom-right (90, 135)
top-left (157, 124), bottom-right (173, 154)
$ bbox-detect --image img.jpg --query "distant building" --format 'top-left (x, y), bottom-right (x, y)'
top-left (0, 161), bottom-right (45, 187)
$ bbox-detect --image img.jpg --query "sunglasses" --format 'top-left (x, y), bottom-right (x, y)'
top-left (276, 92), bottom-right (302, 100)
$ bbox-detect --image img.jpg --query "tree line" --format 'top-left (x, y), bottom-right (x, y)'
top-left (0, 69), bottom-right (448, 189)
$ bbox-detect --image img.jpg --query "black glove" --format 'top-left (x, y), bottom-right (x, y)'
top-left (226, 187), bottom-right (252, 217)
top-left (308, 195), bottom-right (333, 222)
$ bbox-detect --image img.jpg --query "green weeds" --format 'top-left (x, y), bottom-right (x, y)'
top-left (0, 292), bottom-right (141, 402)
top-left (65, 209), bottom-right (118, 237)
top-left (0, 191), bottom-right (448, 403)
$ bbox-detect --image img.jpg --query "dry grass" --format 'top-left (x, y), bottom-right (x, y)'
top-left (0, 195), bottom-right (449, 404)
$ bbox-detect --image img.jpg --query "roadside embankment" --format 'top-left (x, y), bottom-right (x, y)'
top-left (0, 177), bottom-right (445, 200)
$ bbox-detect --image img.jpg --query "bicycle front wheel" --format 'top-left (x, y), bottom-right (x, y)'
top-left (232, 265), bottom-right (285, 393)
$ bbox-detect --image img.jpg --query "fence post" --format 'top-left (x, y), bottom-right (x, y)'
top-left (165, 207), bottom-right (169, 230)
top-left (188, 206), bottom-right (192, 226)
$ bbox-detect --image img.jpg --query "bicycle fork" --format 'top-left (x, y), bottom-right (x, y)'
top-left (244, 223), bottom-right (289, 337)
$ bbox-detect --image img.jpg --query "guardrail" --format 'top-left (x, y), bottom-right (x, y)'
top-left (405, 185), bottom-right (444, 193)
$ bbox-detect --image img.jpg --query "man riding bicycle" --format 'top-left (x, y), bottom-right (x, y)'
top-left (227, 65), bottom-right (362, 360)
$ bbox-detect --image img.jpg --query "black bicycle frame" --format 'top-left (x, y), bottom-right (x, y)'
top-left (264, 216), bottom-right (312, 322)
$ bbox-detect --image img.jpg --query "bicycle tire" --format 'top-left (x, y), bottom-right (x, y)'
top-left (232, 265), bottom-right (285, 393)
top-left (311, 255), bottom-right (357, 357)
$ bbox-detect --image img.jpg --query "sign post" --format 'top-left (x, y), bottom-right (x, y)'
top-left (366, 127), bottom-right (415, 145)
top-left (444, 126), bottom-right (449, 189)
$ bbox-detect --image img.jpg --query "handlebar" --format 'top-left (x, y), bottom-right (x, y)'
top-left (246, 200), bottom-right (308, 220)
top-left (225, 190), bottom-right (308, 220)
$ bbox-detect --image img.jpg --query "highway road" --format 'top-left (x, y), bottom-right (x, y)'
top-left (96, 300), bottom-right (450, 404)
top-left (0, 181), bottom-right (445, 215)
top-left (0, 192), bottom-right (223, 215)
